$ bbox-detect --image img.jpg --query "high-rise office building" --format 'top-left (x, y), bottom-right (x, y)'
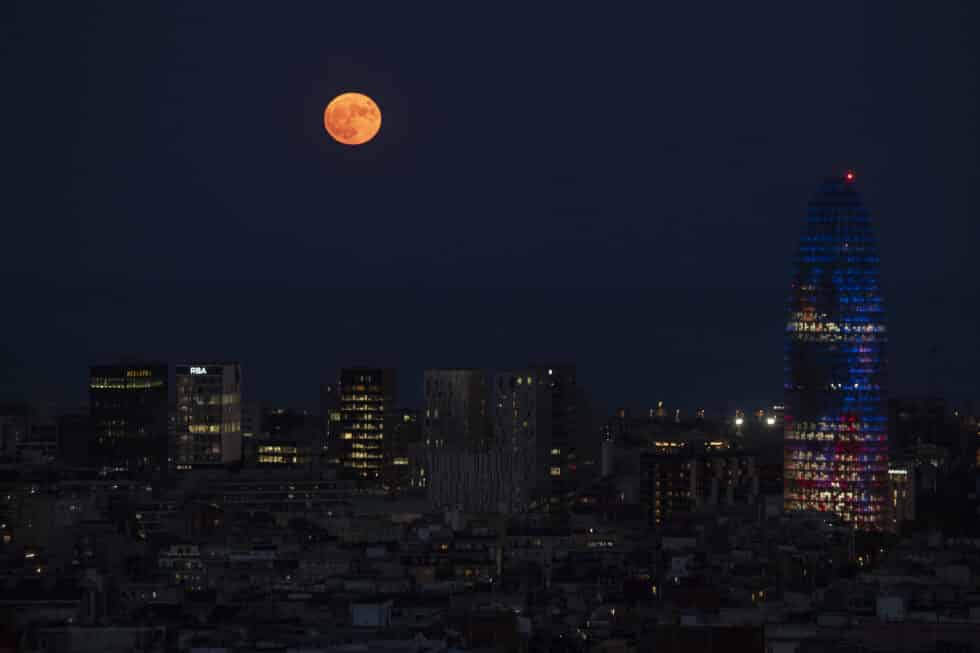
top-left (335, 368), bottom-right (396, 481)
top-left (174, 363), bottom-right (242, 469)
top-left (0, 402), bottom-right (32, 463)
top-left (519, 365), bottom-right (577, 505)
top-left (254, 408), bottom-right (321, 467)
top-left (423, 369), bottom-right (488, 449)
top-left (888, 398), bottom-right (948, 456)
top-left (783, 173), bottom-right (889, 531)
top-left (424, 365), bottom-right (580, 510)
top-left (89, 363), bottom-right (169, 471)
top-left (58, 412), bottom-right (93, 467)
top-left (384, 407), bottom-right (422, 492)
top-left (319, 383), bottom-right (342, 462)
top-left (888, 464), bottom-right (916, 529)
top-left (967, 412), bottom-right (980, 467)
top-left (241, 399), bottom-right (267, 440)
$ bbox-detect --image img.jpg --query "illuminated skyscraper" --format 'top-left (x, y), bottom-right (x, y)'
top-left (335, 368), bottom-right (396, 481)
top-left (174, 363), bottom-right (242, 469)
top-left (784, 173), bottom-right (889, 531)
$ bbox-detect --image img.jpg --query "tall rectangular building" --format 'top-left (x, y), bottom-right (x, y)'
top-left (174, 363), bottom-right (242, 469)
top-left (384, 407), bottom-right (422, 492)
top-left (424, 364), bottom-right (580, 510)
top-left (89, 363), bottom-right (169, 471)
top-left (335, 368), bottom-right (396, 481)
top-left (0, 402), bottom-right (32, 463)
top-left (490, 365), bottom-right (578, 506)
top-left (529, 365), bottom-right (578, 503)
top-left (58, 412), bottom-right (93, 467)
top-left (320, 383), bottom-right (341, 463)
top-left (423, 369), bottom-right (488, 449)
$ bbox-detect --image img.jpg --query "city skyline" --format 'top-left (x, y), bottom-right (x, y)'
top-left (1, 278), bottom-right (975, 417)
top-left (0, 3), bottom-right (978, 650)
top-left (2, 2), bottom-right (978, 418)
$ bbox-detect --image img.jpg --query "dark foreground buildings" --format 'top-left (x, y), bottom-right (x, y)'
top-left (783, 173), bottom-right (890, 531)
top-left (423, 365), bottom-right (594, 512)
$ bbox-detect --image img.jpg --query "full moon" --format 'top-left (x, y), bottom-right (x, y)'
top-left (323, 92), bottom-right (381, 146)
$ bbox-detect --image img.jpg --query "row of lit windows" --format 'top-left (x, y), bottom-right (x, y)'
top-left (785, 498), bottom-right (886, 511)
top-left (340, 407), bottom-right (385, 415)
top-left (257, 455), bottom-right (302, 464)
top-left (90, 380), bottom-right (165, 390)
top-left (187, 425), bottom-right (223, 434)
top-left (181, 422), bottom-right (240, 433)
top-left (786, 463), bottom-right (888, 476)
top-left (786, 489), bottom-right (885, 500)
top-left (787, 334), bottom-right (886, 345)
top-left (348, 452), bottom-right (382, 460)
top-left (787, 321), bottom-right (886, 333)
top-left (787, 477), bottom-right (887, 489)
top-left (257, 445), bottom-right (298, 454)
top-left (788, 451), bottom-right (886, 462)
top-left (785, 501), bottom-right (885, 516)
top-left (786, 432), bottom-right (885, 443)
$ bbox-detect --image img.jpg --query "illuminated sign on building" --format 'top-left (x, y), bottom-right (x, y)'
top-left (125, 369), bottom-right (152, 378)
top-left (190, 366), bottom-right (208, 375)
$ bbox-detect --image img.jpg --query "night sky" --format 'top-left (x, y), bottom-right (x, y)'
top-left (2, 2), bottom-right (978, 415)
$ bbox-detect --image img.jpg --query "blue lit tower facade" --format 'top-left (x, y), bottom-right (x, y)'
top-left (784, 173), bottom-right (889, 531)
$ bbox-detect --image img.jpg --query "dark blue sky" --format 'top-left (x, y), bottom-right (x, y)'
top-left (2, 2), bottom-right (978, 414)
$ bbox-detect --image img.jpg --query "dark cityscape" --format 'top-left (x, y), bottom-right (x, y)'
top-left (1, 2), bottom-right (979, 652)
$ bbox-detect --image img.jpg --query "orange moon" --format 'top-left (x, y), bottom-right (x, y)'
top-left (323, 92), bottom-right (381, 145)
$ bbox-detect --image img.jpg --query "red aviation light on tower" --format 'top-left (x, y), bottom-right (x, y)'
top-left (845, 170), bottom-right (856, 182)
